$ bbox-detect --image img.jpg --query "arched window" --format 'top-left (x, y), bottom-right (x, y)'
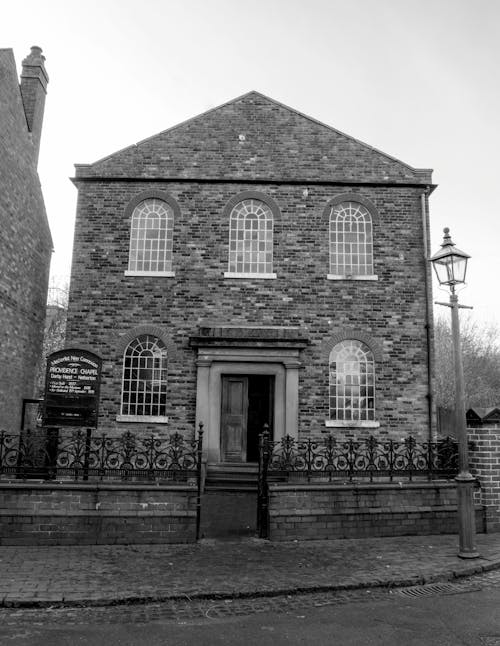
top-left (329, 201), bottom-right (373, 277)
top-left (128, 198), bottom-right (174, 274)
top-left (329, 340), bottom-right (375, 421)
top-left (228, 198), bottom-right (273, 275)
top-left (121, 335), bottom-right (168, 417)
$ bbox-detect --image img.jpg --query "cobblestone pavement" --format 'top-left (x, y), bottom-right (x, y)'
top-left (1, 569), bottom-right (500, 627)
top-left (0, 534), bottom-right (499, 608)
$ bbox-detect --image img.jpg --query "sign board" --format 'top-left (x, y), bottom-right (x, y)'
top-left (43, 349), bottom-right (102, 427)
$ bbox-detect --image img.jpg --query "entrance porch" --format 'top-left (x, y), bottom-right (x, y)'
top-left (190, 325), bottom-right (309, 465)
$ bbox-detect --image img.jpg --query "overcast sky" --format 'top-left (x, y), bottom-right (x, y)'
top-left (3, 0), bottom-right (500, 324)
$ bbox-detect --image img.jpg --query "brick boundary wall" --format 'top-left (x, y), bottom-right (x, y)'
top-left (469, 427), bottom-right (500, 532)
top-left (0, 482), bottom-right (197, 545)
top-left (268, 482), bottom-right (486, 541)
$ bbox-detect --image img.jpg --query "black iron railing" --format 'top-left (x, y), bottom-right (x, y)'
top-left (0, 427), bottom-right (203, 483)
top-left (257, 429), bottom-right (461, 538)
top-left (263, 433), bottom-right (460, 483)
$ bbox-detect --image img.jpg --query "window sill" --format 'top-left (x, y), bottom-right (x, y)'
top-left (327, 274), bottom-right (378, 281)
top-left (224, 272), bottom-right (277, 279)
top-left (325, 420), bottom-right (380, 428)
top-left (116, 415), bottom-right (169, 423)
top-left (124, 271), bottom-right (175, 277)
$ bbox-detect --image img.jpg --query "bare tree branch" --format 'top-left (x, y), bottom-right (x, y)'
top-left (434, 313), bottom-right (500, 409)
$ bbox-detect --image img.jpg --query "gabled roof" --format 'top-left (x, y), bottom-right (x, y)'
top-left (467, 407), bottom-right (500, 421)
top-left (466, 408), bottom-right (483, 420)
top-left (75, 91), bottom-right (433, 184)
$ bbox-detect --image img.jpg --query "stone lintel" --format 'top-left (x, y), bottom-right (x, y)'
top-left (190, 325), bottom-right (309, 349)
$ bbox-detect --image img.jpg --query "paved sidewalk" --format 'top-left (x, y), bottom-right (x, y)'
top-left (0, 534), bottom-right (499, 607)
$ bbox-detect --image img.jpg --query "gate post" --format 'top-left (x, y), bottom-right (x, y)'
top-left (257, 424), bottom-right (271, 538)
top-left (468, 426), bottom-right (500, 532)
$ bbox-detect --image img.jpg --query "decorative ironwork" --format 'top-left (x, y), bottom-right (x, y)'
top-left (0, 428), bottom-right (202, 483)
top-left (256, 432), bottom-right (463, 539)
top-left (261, 434), bottom-right (461, 484)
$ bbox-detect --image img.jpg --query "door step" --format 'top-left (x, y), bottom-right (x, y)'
top-left (204, 463), bottom-right (287, 491)
top-left (205, 463), bottom-right (258, 491)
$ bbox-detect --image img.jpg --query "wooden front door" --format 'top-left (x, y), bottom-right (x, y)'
top-left (221, 375), bottom-right (274, 463)
top-left (221, 376), bottom-right (249, 462)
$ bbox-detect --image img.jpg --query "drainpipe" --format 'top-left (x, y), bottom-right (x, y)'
top-left (421, 189), bottom-right (434, 442)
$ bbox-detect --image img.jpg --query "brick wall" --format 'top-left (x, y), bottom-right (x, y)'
top-left (268, 482), bottom-right (485, 541)
top-left (0, 482), bottom-right (197, 545)
top-left (469, 427), bottom-right (500, 532)
top-left (67, 180), bottom-right (432, 439)
top-left (0, 49), bottom-right (52, 433)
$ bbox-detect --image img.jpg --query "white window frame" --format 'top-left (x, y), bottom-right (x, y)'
top-left (224, 198), bottom-right (276, 278)
top-left (126, 198), bottom-right (175, 277)
top-left (118, 334), bottom-right (169, 422)
top-left (328, 201), bottom-right (377, 281)
top-left (326, 340), bottom-right (379, 428)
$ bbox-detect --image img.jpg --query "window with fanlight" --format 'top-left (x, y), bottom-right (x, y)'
top-left (329, 201), bottom-right (374, 278)
top-left (120, 334), bottom-right (168, 419)
top-left (227, 198), bottom-right (274, 276)
top-left (329, 340), bottom-right (375, 422)
top-left (127, 198), bottom-right (174, 275)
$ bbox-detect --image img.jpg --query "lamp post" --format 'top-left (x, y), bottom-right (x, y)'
top-left (430, 228), bottom-right (479, 558)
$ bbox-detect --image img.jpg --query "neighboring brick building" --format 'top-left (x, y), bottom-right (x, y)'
top-left (67, 91), bottom-right (435, 466)
top-left (0, 46), bottom-right (52, 433)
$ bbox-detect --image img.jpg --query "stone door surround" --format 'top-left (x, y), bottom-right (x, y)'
top-left (190, 326), bottom-right (308, 463)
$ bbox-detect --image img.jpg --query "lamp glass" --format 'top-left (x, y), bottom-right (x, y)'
top-left (432, 254), bottom-right (468, 286)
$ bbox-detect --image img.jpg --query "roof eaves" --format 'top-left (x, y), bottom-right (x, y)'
top-left (75, 142), bottom-right (139, 170)
top-left (483, 407), bottom-right (500, 420)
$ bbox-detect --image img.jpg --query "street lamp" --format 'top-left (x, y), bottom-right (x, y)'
top-left (430, 228), bottom-right (479, 558)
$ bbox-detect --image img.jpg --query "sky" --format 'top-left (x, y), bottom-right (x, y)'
top-left (3, 0), bottom-right (500, 324)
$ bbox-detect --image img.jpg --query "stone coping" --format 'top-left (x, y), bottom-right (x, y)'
top-left (0, 510), bottom-right (196, 518)
top-left (268, 480), bottom-right (458, 492)
top-left (0, 481), bottom-right (196, 492)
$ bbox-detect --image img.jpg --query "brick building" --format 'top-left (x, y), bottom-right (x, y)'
top-left (0, 46), bottom-right (52, 433)
top-left (67, 91), bottom-right (435, 466)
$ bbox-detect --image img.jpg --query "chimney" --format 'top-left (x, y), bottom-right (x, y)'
top-left (20, 45), bottom-right (49, 166)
